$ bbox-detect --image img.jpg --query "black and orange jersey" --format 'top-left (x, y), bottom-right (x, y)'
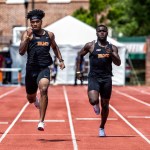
top-left (26, 30), bottom-right (53, 70)
top-left (89, 41), bottom-right (113, 78)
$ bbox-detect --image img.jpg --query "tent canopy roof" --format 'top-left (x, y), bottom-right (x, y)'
top-left (45, 16), bottom-right (124, 47)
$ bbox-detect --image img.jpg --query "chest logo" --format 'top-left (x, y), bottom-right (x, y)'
top-left (98, 54), bottom-right (110, 58)
top-left (37, 41), bottom-right (49, 46)
top-left (96, 49), bottom-right (101, 51)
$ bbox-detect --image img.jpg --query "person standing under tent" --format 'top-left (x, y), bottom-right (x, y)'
top-left (51, 56), bottom-right (58, 84)
top-left (76, 24), bottom-right (121, 136)
top-left (74, 51), bottom-right (85, 85)
top-left (4, 51), bottom-right (12, 84)
top-left (19, 9), bottom-right (65, 131)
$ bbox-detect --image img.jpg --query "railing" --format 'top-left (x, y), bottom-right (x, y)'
top-left (0, 68), bottom-right (22, 86)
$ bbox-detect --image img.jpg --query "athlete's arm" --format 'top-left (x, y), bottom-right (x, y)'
top-left (49, 32), bottom-right (65, 70)
top-left (76, 42), bottom-right (93, 80)
top-left (110, 45), bottom-right (121, 66)
top-left (19, 28), bottom-right (33, 56)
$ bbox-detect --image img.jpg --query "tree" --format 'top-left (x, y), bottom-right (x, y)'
top-left (73, 0), bottom-right (117, 27)
top-left (72, 7), bottom-right (96, 27)
top-left (108, 0), bottom-right (150, 36)
top-left (73, 0), bottom-right (150, 36)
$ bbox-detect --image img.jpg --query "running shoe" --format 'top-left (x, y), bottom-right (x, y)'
top-left (99, 128), bottom-right (106, 137)
top-left (37, 121), bottom-right (44, 131)
top-left (34, 97), bottom-right (40, 109)
top-left (93, 104), bottom-right (100, 115)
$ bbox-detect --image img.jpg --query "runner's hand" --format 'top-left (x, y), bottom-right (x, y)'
top-left (26, 28), bottom-right (33, 37)
top-left (59, 62), bottom-right (65, 70)
top-left (105, 46), bottom-right (113, 54)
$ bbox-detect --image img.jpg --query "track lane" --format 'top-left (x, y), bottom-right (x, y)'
top-left (113, 86), bottom-right (150, 104)
top-left (111, 87), bottom-right (150, 144)
top-left (65, 85), bottom-right (150, 150)
top-left (0, 86), bottom-right (150, 149)
top-left (0, 86), bottom-right (74, 150)
top-left (0, 87), bottom-right (26, 137)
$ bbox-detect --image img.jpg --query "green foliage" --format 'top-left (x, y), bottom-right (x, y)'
top-left (72, 0), bottom-right (150, 36)
top-left (108, 0), bottom-right (150, 36)
top-left (72, 7), bottom-right (96, 27)
top-left (90, 0), bottom-right (117, 14)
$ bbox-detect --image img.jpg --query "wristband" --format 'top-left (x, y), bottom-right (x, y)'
top-left (76, 71), bottom-right (81, 74)
top-left (59, 59), bottom-right (64, 62)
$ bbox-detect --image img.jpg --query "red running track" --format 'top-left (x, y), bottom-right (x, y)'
top-left (0, 85), bottom-right (149, 150)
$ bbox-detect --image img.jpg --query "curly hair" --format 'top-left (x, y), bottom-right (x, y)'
top-left (26, 9), bottom-right (45, 20)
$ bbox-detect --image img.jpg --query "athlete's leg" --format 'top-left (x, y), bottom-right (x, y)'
top-left (100, 77), bottom-right (112, 129)
top-left (88, 90), bottom-right (100, 115)
top-left (38, 78), bottom-right (49, 122)
top-left (27, 93), bottom-right (37, 103)
top-left (88, 76), bottom-right (100, 105)
top-left (88, 76), bottom-right (100, 114)
top-left (88, 90), bottom-right (99, 106)
top-left (74, 73), bottom-right (77, 85)
top-left (100, 98), bottom-right (110, 129)
top-left (25, 71), bottom-right (38, 104)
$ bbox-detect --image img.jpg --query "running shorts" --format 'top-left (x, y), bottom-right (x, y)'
top-left (25, 67), bottom-right (50, 94)
top-left (88, 76), bottom-right (112, 99)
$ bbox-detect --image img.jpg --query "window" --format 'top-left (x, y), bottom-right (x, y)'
top-left (47, 0), bottom-right (71, 3)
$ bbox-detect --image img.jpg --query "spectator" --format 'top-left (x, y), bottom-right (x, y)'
top-left (74, 51), bottom-right (85, 85)
top-left (4, 52), bottom-right (12, 84)
top-left (51, 56), bottom-right (58, 84)
top-left (0, 54), bottom-right (4, 68)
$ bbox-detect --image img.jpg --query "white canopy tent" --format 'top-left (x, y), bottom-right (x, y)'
top-left (44, 16), bottom-right (126, 85)
top-left (11, 16), bottom-right (126, 85)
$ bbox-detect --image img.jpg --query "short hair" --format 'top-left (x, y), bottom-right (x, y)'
top-left (26, 9), bottom-right (45, 20)
top-left (96, 24), bottom-right (108, 31)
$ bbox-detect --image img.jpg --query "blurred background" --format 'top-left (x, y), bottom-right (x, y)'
top-left (0, 0), bottom-right (150, 86)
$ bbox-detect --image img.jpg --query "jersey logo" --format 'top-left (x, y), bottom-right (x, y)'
top-left (35, 37), bottom-right (40, 39)
top-left (37, 41), bottom-right (49, 46)
top-left (96, 49), bottom-right (101, 51)
top-left (98, 54), bottom-right (110, 58)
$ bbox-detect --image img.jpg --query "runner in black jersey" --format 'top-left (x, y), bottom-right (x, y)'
top-left (76, 25), bottom-right (121, 137)
top-left (19, 9), bottom-right (65, 131)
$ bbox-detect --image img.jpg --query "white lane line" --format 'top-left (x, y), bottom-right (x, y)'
top-left (127, 116), bottom-right (150, 119)
top-left (76, 118), bottom-right (118, 121)
top-left (0, 102), bottom-right (29, 143)
top-left (63, 86), bottom-right (78, 150)
top-left (0, 87), bottom-right (20, 99)
top-left (21, 120), bottom-right (65, 122)
top-left (127, 87), bottom-right (150, 95)
top-left (0, 122), bottom-right (8, 124)
top-left (113, 89), bottom-right (150, 107)
top-left (110, 104), bottom-right (150, 144)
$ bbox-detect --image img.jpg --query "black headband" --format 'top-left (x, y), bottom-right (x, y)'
top-left (30, 15), bottom-right (42, 21)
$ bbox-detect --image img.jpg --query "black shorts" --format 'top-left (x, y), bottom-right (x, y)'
top-left (25, 67), bottom-right (50, 94)
top-left (88, 76), bottom-right (112, 99)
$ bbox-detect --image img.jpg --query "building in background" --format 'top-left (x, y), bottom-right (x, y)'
top-left (0, 0), bottom-right (89, 50)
